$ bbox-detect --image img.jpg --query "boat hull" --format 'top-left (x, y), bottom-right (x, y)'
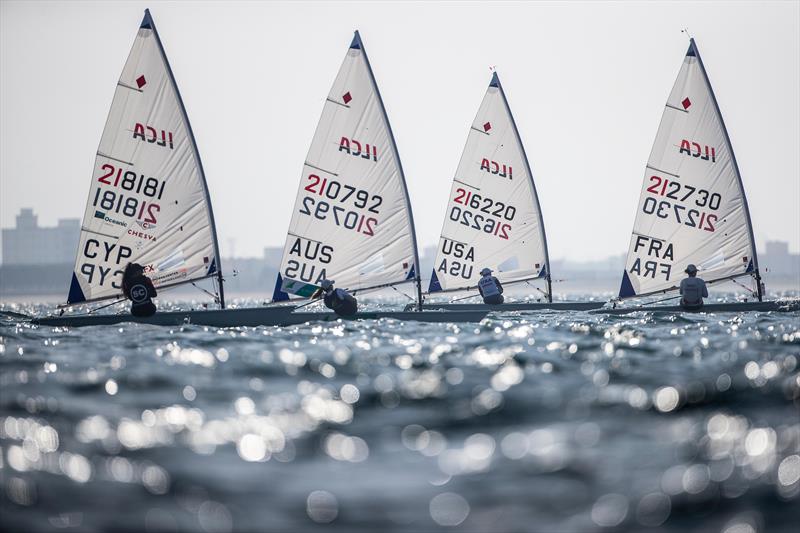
top-left (34, 306), bottom-right (297, 328)
top-left (592, 301), bottom-right (799, 315)
top-left (34, 307), bottom-right (488, 328)
top-left (289, 310), bottom-right (488, 324)
top-left (407, 302), bottom-right (605, 312)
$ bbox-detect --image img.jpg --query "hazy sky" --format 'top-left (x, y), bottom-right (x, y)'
top-left (1, 1), bottom-right (798, 261)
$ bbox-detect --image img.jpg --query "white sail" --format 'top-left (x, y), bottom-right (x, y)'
top-left (619, 39), bottom-right (759, 299)
top-left (68, 10), bottom-right (222, 305)
top-left (428, 72), bottom-right (550, 296)
top-left (273, 31), bottom-right (419, 301)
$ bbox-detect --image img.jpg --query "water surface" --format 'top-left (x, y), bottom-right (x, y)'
top-left (1, 295), bottom-right (798, 532)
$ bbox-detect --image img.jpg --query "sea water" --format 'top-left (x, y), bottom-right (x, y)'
top-left (1, 295), bottom-right (798, 532)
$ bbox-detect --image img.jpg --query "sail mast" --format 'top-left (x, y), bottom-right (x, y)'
top-left (689, 38), bottom-right (762, 301)
top-left (493, 72), bottom-right (552, 302)
top-left (354, 31), bottom-right (423, 310)
top-left (145, 9), bottom-right (225, 308)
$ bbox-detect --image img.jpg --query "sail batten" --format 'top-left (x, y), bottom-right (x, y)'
top-left (68, 9), bottom-right (223, 306)
top-left (428, 72), bottom-right (551, 300)
top-left (618, 38), bottom-right (759, 300)
top-left (274, 31), bottom-right (419, 305)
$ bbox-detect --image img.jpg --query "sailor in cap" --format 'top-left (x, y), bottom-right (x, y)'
top-left (679, 264), bottom-right (708, 310)
top-left (477, 268), bottom-right (504, 305)
top-left (319, 279), bottom-right (358, 317)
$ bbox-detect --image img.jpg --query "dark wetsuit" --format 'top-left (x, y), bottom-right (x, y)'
top-left (478, 275), bottom-right (504, 305)
top-left (123, 274), bottom-right (157, 317)
top-left (323, 288), bottom-right (358, 317)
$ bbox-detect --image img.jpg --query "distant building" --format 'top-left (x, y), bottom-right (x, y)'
top-left (761, 240), bottom-right (800, 278)
top-left (1, 208), bottom-right (80, 265)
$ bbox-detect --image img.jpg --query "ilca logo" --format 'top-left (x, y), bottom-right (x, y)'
top-left (133, 123), bottom-right (174, 149)
top-left (480, 158), bottom-right (513, 179)
top-left (339, 136), bottom-right (378, 162)
top-left (679, 139), bottom-right (716, 162)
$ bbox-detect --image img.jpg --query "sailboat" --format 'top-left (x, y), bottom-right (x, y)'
top-left (412, 72), bottom-right (602, 312)
top-left (35, 10), bottom-right (294, 327)
top-left (598, 38), bottom-right (797, 315)
top-left (269, 31), bottom-right (487, 324)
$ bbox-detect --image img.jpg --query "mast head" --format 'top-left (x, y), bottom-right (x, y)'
top-left (686, 38), bottom-right (698, 57)
top-left (140, 9), bottom-right (153, 29)
top-left (350, 30), bottom-right (363, 50)
top-left (490, 70), bottom-right (501, 88)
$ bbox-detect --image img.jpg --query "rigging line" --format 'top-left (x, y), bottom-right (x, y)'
top-left (728, 277), bottom-right (758, 297)
top-left (525, 281), bottom-right (549, 300)
top-left (191, 278), bottom-right (219, 303)
top-left (294, 296), bottom-right (324, 310)
top-left (453, 179), bottom-right (480, 190)
top-left (438, 235), bottom-right (470, 246)
top-left (470, 127), bottom-right (490, 136)
top-left (88, 298), bottom-right (127, 314)
top-left (425, 275), bottom-right (547, 296)
top-left (645, 165), bottom-right (680, 178)
top-left (351, 279), bottom-right (416, 295)
top-left (97, 152), bottom-right (134, 166)
top-left (326, 98), bottom-right (350, 108)
top-left (286, 232), bottom-right (324, 244)
top-left (665, 103), bottom-right (689, 114)
top-left (304, 162), bottom-right (339, 176)
top-left (451, 292), bottom-right (481, 302)
top-left (117, 81), bottom-right (144, 93)
top-left (391, 285), bottom-right (415, 302)
top-left (192, 282), bottom-right (220, 303)
top-left (644, 295), bottom-right (682, 306)
top-left (80, 227), bottom-right (120, 240)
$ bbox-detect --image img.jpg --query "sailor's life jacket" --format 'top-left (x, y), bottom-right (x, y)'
top-left (122, 265), bottom-right (157, 317)
top-left (679, 276), bottom-right (708, 309)
top-left (478, 275), bottom-right (504, 305)
top-left (324, 288), bottom-right (358, 317)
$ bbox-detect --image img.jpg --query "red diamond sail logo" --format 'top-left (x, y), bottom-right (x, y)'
top-left (136, 75), bottom-right (147, 89)
top-left (342, 92), bottom-right (352, 104)
top-left (483, 121), bottom-right (491, 132)
top-left (681, 97), bottom-right (691, 110)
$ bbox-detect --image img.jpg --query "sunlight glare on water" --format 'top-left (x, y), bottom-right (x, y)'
top-left (0, 296), bottom-right (798, 531)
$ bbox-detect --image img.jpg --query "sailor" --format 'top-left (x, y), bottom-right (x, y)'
top-left (320, 279), bottom-right (358, 317)
top-left (478, 268), bottom-right (504, 305)
top-left (679, 264), bottom-right (708, 310)
top-left (122, 262), bottom-right (157, 317)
